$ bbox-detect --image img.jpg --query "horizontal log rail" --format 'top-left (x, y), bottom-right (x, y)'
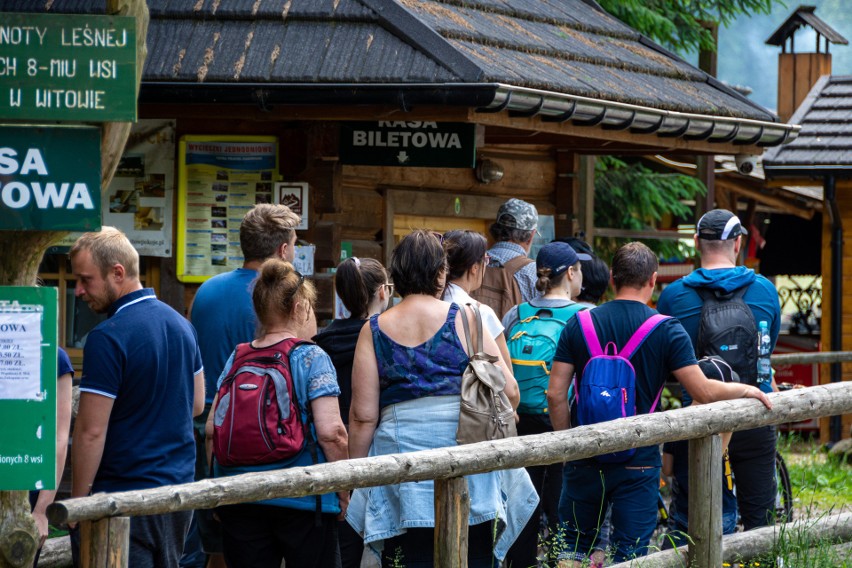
top-left (48, 382), bottom-right (852, 525)
top-left (771, 350), bottom-right (852, 365)
top-left (608, 512), bottom-right (852, 568)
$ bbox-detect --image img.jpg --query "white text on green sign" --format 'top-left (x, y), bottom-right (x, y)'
top-left (0, 13), bottom-right (137, 121)
top-left (0, 125), bottom-right (101, 231)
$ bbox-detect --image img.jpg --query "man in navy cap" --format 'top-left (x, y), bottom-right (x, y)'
top-left (658, 208), bottom-right (781, 531)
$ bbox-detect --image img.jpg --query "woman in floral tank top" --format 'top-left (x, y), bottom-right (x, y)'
top-left (346, 230), bottom-right (538, 567)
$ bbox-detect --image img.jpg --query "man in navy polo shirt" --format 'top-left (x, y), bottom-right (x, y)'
top-left (70, 227), bottom-right (204, 566)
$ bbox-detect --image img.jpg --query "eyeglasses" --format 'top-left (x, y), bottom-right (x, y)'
top-left (483, 253), bottom-right (491, 265)
top-left (285, 270), bottom-right (305, 300)
top-left (384, 282), bottom-right (395, 296)
top-left (431, 231), bottom-right (444, 244)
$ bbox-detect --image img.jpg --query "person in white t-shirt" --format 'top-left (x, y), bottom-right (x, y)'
top-left (442, 229), bottom-right (513, 371)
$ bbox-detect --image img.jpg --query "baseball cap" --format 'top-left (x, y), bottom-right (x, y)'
top-left (495, 198), bottom-right (538, 231)
top-left (536, 241), bottom-right (592, 278)
top-left (696, 209), bottom-right (748, 241)
top-left (697, 356), bottom-right (740, 383)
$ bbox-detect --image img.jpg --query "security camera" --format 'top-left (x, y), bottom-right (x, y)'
top-left (734, 154), bottom-right (759, 175)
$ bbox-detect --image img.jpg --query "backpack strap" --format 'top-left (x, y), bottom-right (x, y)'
top-left (696, 285), bottom-right (748, 303)
top-left (459, 304), bottom-right (476, 357)
top-left (504, 254), bottom-right (534, 275)
top-left (517, 302), bottom-right (535, 322)
top-left (620, 314), bottom-right (670, 360)
top-left (468, 303), bottom-right (485, 353)
top-left (577, 310), bottom-right (604, 357)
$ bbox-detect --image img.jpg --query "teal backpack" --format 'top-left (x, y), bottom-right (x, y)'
top-left (508, 302), bottom-right (586, 414)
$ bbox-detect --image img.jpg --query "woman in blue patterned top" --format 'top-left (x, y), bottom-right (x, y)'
top-left (346, 230), bottom-right (538, 567)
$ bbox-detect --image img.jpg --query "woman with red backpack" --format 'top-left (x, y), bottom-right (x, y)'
top-left (206, 258), bottom-right (348, 568)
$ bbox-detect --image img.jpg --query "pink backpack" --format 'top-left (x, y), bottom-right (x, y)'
top-left (213, 338), bottom-right (309, 467)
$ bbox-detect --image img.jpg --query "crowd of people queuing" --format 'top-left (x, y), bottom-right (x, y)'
top-left (43, 198), bottom-right (780, 568)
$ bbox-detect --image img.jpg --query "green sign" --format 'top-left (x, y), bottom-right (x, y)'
top-left (0, 124), bottom-right (101, 231)
top-left (0, 287), bottom-right (57, 490)
top-left (339, 121), bottom-right (476, 168)
top-left (0, 12), bottom-right (137, 121)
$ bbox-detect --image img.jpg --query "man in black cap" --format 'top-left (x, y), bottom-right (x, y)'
top-left (657, 208), bottom-right (781, 530)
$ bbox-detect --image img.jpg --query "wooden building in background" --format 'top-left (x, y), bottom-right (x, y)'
top-left (22, 1), bottom-right (798, 360)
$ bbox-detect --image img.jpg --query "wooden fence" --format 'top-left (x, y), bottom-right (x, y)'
top-left (46, 381), bottom-right (852, 567)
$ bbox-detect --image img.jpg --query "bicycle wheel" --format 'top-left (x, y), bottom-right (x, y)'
top-left (775, 451), bottom-right (794, 523)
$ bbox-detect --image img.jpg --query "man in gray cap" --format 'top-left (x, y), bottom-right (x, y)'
top-left (472, 198), bottom-right (539, 318)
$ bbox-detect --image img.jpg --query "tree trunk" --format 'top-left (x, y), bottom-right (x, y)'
top-left (0, 2), bottom-right (148, 566)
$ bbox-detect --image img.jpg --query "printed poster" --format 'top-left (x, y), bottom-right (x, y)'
top-left (0, 311), bottom-right (42, 400)
top-left (177, 136), bottom-right (278, 283)
top-left (56, 120), bottom-right (176, 256)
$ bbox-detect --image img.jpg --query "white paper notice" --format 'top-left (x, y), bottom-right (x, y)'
top-left (0, 312), bottom-right (42, 400)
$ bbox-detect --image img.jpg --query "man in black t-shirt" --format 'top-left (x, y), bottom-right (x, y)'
top-left (547, 242), bottom-right (771, 566)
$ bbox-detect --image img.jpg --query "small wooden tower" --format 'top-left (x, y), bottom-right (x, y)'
top-left (766, 5), bottom-right (848, 122)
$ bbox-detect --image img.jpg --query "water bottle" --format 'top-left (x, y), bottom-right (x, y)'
top-left (757, 320), bottom-right (772, 393)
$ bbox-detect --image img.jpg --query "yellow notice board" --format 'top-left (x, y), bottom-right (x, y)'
top-left (177, 136), bottom-right (278, 283)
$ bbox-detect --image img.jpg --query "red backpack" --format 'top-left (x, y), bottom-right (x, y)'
top-left (213, 338), bottom-right (310, 467)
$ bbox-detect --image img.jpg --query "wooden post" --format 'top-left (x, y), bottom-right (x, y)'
top-left (79, 517), bottom-right (129, 568)
top-left (687, 435), bottom-right (722, 567)
top-left (434, 477), bottom-right (470, 568)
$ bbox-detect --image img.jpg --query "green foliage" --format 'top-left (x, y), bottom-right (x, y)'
top-left (593, 156), bottom-right (704, 261)
top-left (598, 0), bottom-right (781, 54)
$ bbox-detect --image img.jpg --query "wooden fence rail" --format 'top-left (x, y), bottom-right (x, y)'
top-left (48, 382), bottom-right (852, 525)
top-left (771, 350), bottom-right (852, 365)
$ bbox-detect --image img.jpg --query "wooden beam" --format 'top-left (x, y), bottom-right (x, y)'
top-left (716, 179), bottom-right (816, 220)
top-left (434, 477), bottom-right (470, 568)
top-left (688, 435), bottom-right (723, 568)
top-left (80, 517), bottom-right (129, 568)
top-left (48, 383), bottom-right (852, 525)
top-left (554, 150), bottom-right (575, 237)
top-left (576, 155), bottom-right (596, 240)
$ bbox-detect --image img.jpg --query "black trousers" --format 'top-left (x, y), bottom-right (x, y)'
top-left (217, 504), bottom-right (341, 568)
top-left (729, 425), bottom-right (777, 530)
top-left (505, 413), bottom-right (563, 568)
top-left (380, 522), bottom-right (495, 568)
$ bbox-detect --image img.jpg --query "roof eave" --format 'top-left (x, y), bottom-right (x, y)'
top-left (138, 81), bottom-right (800, 148)
top-left (764, 164), bottom-right (852, 178)
top-left (485, 84), bottom-right (800, 148)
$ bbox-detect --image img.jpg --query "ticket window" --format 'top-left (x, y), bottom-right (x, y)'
top-left (38, 254), bottom-right (159, 363)
top-left (392, 214), bottom-right (488, 245)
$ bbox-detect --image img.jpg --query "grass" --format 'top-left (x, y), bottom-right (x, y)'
top-left (778, 434), bottom-right (852, 518)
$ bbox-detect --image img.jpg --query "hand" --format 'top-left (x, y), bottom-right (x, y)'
top-left (32, 510), bottom-right (49, 547)
top-left (747, 386), bottom-right (773, 410)
top-left (336, 491), bottom-right (350, 522)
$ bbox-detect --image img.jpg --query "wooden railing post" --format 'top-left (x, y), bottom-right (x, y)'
top-left (434, 477), bottom-right (470, 568)
top-left (80, 517), bottom-right (129, 568)
top-left (687, 434), bottom-right (722, 567)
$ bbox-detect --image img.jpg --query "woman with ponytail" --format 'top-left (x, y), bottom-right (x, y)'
top-left (314, 256), bottom-right (391, 567)
top-left (207, 259), bottom-right (348, 568)
top-left (442, 230), bottom-right (514, 370)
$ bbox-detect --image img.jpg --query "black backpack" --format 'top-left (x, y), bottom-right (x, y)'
top-left (696, 286), bottom-right (757, 386)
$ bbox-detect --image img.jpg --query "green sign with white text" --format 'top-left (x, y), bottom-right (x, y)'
top-left (0, 124), bottom-right (101, 231)
top-left (0, 287), bottom-right (57, 491)
top-left (0, 12), bottom-right (137, 121)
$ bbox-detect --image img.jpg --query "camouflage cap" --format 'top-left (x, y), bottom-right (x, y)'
top-left (495, 198), bottom-right (538, 231)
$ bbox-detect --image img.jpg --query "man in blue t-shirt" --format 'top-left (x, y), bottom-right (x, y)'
top-left (70, 227), bottom-right (205, 566)
top-left (547, 242), bottom-right (771, 566)
top-left (657, 209), bottom-right (782, 531)
top-left (184, 204), bottom-right (300, 567)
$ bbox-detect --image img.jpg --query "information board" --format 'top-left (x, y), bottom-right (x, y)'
top-left (177, 136), bottom-right (278, 283)
top-left (0, 124), bottom-right (101, 231)
top-left (0, 12), bottom-right (137, 121)
top-left (0, 287), bottom-right (57, 490)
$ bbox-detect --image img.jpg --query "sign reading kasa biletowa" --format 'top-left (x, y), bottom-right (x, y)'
top-left (0, 125), bottom-right (100, 231)
top-left (340, 122), bottom-right (476, 168)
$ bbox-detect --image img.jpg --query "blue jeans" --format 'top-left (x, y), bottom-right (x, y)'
top-left (557, 463), bottom-right (660, 563)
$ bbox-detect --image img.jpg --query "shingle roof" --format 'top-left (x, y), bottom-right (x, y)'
top-left (5, 0), bottom-right (797, 146)
top-left (764, 76), bottom-right (852, 173)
